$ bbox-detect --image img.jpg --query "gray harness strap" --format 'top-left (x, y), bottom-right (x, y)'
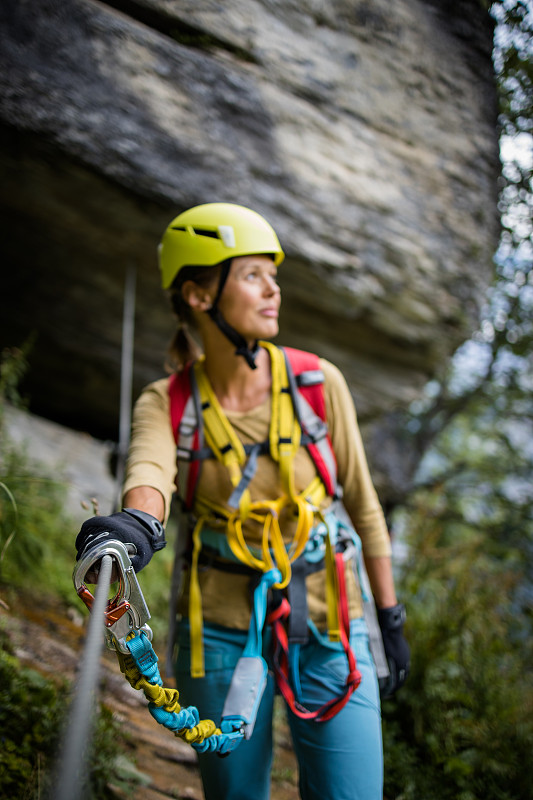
top-left (288, 556), bottom-right (313, 644)
top-left (333, 503), bottom-right (389, 681)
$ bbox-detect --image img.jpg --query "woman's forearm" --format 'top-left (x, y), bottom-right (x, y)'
top-left (123, 486), bottom-right (166, 522)
top-left (363, 555), bottom-right (398, 609)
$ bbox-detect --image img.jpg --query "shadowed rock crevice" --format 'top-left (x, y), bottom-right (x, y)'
top-left (102, 0), bottom-right (261, 63)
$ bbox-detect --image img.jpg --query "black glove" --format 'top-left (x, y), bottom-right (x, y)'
top-left (377, 603), bottom-right (410, 698)
top-left (75, 508), bottom-right (166, 573)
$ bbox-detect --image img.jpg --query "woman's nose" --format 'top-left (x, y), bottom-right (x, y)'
top-left (263, 275), bottom-right (280, 295)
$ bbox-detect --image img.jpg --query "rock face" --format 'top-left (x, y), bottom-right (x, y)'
top-left (0, 0), bottom-right (499, 503)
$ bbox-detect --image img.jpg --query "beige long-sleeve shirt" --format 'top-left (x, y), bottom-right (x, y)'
top-left (123, 356), bottom-right (391, 629)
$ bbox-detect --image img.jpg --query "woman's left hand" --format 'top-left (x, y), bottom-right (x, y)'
top-left (377, 603), bottom-right (410, 698)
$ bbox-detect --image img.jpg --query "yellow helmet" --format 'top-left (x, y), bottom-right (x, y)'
top-left (158, 202), bottom-right (285, 289)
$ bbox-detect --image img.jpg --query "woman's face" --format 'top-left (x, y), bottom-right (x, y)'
top-left (217, 255), bottom-right (281, 341)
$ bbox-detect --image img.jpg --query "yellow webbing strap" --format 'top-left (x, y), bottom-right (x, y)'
top-left (189, 517), bottom-right (207, 677)
top-left (262, 340), bottom-right (301, 500)
top-left (322, 516), bottom-right (342, 642)
top-left (194, 359), bottom-right (253, 520)
top-left (116, 648), bottom-right (221, 744)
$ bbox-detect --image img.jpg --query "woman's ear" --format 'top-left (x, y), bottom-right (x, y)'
top-left (181, 280), bottom-right (213, 312)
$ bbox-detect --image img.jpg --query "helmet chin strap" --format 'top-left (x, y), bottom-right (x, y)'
top-left (207, 307), bottom-right (260, 369)
top-left (206, 259), bottom-right (260, 370)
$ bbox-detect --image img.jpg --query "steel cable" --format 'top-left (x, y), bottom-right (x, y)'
top-left (53, 554), bottom-right (113, 800)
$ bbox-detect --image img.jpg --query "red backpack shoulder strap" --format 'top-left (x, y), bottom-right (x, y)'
top-left (282, 347), bottom-right (338, 497)
top-left (282, 347), bottom-right (326, 420)
top-left (168, 364), bottom-right (202, 509)
top-left (168, 366), bottom-right (193, 443)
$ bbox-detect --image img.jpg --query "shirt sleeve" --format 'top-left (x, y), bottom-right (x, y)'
top-left (122, 377), bottom-right (177, 523)
top-left (320, 359), bottom-right (392, 558)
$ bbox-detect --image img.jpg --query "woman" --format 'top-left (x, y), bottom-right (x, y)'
top-left (76, 203), bottom-right (409, 800)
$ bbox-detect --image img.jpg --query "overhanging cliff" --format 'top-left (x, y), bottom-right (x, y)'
top-left (0, 0), bottom-right (500, 502)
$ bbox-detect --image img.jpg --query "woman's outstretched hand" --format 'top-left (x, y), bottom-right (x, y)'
top-left (75, 508), bottom-right (166, 580)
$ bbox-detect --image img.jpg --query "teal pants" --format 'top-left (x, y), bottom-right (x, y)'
top-left (175, 618), bottom-right (383, 800)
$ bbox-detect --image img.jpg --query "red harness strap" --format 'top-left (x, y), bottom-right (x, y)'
top-left (267, 553), bottom-right (362, 722)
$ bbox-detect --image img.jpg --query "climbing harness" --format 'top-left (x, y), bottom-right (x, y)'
top-left (74, 539), bottom-right (275, 754)
top-left (166, 342), bottom-right (387, 718)
top-left (170, 342), bottom-right (337, 511)
top-left (170, 341), bottom-right (346, 680)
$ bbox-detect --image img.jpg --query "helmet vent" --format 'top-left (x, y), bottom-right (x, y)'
top-left (171, 225), bottom-right (219, 240)
top-left (192, 228), bottom-right (219, 239)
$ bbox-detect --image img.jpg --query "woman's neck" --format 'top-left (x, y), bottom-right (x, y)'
top-left (202, 340), bottom-right (272, 412)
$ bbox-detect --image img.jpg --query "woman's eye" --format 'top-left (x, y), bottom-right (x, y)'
top-left (242, 268), bottom-right (278, 283)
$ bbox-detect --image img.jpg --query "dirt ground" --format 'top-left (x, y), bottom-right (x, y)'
top-left (3, 592), bottom-right (300, 800)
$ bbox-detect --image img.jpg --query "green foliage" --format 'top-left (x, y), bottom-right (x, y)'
top-left (0, 430), bottom-right (85, 603)
top-left (383, 498), bottom-right (533, 800)
top-left (0, 444), bottom-right (79, 600)
top-left (0, 348), bottom-right (149, 798)
top-left (382, 7), bottom-right (533, 797)
top-left (384, 260), bottom-right (533, 796)
top-left (0, 629), bottom-right (63, 799)
top-left (492, 0), bottom-right (532, 141)
top-left (0, 624), bottom-right (135, 800)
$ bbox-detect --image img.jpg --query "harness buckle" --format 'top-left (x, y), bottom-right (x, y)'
top-left (339, 536), bottom-right (358, 563)
top-left (303, 518), bottom-right (358, 566)
top-left (304, 521), bottom-right (329, 563)
top-left (73, 539), bottom-right (152, 654)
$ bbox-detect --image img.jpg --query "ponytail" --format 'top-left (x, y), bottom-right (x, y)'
top-left (166, 264), bottom-right (220, 372)
top-left (167, 320), bottom-right (202, 372)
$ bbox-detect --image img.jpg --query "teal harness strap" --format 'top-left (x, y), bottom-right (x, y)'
top-left (220, 568), bottom-right (281, 740)
top-left (289, 643), bottom-right (303, 701)
top-left (245, 568), bottom-right (281, 657)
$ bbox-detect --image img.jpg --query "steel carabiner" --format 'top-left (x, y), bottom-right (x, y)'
top-left (73, 539), bottom-right (152, 653)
